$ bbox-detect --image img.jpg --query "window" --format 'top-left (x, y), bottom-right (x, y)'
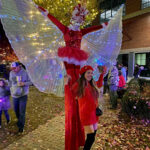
top-left (100, 5), bottom-right (125, 23)
top-left (135, 53), bottom-right (146, 65)
top-left (99, 0), bottom-right (126, 23)
top-left (141, 0), bottom-right (150, 9)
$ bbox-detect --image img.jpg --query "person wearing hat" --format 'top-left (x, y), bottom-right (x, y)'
top-left (64, 65), bottom-right (106, 150)
top-left (9, 62), bottom-right (32, 133)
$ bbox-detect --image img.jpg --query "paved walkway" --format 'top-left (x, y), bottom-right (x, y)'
top-left (4, 113), bottom-right (65, 150)
top-left (4, 95), bottom-right (120, 150)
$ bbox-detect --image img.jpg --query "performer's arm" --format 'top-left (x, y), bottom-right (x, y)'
top-left (81, 22), bottom-right (108, 36)
top-left (37, 6), bottom-right (67, 34)
top-left (96, 73), bottom-right (104, 88)
top-left (96, 66), bottom-right (107, 88)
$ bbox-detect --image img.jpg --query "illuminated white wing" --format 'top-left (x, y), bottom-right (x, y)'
top-left (0, 0), bottom-right (65, 96)
top-left (81, 6), bottom-right (123, 78)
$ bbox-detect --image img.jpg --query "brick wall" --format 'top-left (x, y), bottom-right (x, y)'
top-left (126, 0), bottom-right (141, 14)
top-left (121, 13), bottom-right (150, 50)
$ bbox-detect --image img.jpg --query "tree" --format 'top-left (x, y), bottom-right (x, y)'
top-left (33, 0), bottom-right (99, 27)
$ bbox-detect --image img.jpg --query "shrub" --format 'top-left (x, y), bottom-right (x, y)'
top-left (121, 79), bottom-right (150, 120)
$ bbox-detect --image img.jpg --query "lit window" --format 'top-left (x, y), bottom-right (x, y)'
top-left (100, 5), bottom-right (125, 23)
top-left (141, 0), bottom-right (150, 9)
top-left (135, 53), bottom-right (146, 65)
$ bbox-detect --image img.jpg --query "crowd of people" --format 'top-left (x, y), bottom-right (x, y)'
top-left (0, 60), bottom-right (107, 149)
top-left (106, 62), bottom-right (127, 109)
top-left (0, 60), bottom-right (144, 149)
top-left (103, 62), bottom-right (145, 110)
top-left (0, 62), bottom-right (32, 134)
top-left (0, 59), bottom-right (145, 149)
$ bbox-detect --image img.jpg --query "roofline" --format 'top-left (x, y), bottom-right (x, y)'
top-left (120, 47), bottom-right (150, 54)
top-left (123, 7), bottom-right (150, 20)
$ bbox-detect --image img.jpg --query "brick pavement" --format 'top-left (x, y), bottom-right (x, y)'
top-left (4, 113), bottom-right (65, 150)
top-left (4, 95), bottom-right (118, 150)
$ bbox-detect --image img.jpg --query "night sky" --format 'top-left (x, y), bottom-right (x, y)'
top-left (0, 20), bottom-right (15, 59)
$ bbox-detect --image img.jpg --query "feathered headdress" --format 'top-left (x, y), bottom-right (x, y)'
top-left (70, 4), bottom-right (89, 26)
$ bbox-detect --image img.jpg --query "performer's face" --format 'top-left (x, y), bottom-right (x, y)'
top-left (71, 15), bottom-right (84, 25)
top-left (84, 70), bottom-right (93, 81)
top-left (11, 66), bottom-right (21, 73)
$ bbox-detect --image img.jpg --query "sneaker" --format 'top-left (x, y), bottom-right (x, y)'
top-left (18, 128), bottom-right (24, 133)
top-left (16, 121), bottom-right (20, 127)
top-left (17, 128), bottom-right (24, 135)
top-left (7, 117), bottom-right (11, 124)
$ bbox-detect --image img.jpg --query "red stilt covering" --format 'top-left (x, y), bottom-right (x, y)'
top-left (64, 62), bottom-right (85, 150)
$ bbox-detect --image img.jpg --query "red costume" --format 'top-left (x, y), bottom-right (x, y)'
top-left (71, 73), bottom-right (104, 126)
top-left (118, 75), bottom-right (126, 88)
top-left (38, 6), bottom-right (106, 150)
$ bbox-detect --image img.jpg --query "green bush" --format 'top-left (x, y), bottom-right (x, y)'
top-left (138, 78), bottom-right (150, 91)
top-left (121, 79), bottom-right (150, 120)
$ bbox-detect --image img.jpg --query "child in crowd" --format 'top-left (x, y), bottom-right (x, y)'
top-left (117, 71), bottom-right (126, 98)
top-left (0, 78), bottom-right (11, 128)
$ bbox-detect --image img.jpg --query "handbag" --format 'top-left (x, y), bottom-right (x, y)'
top-left (96, 107), bottom-right (103, 116)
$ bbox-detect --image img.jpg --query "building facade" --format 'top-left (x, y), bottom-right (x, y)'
top-left (98, 0), bottom-right (150, 78)
top-left (120, 0), bottom-right (150, 77)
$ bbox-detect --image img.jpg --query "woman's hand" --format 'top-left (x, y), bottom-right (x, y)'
top-left (97, 66), bottom-right (107, 74)
top-left (17, 82), bottom-right (25, 86)
top-left (64, 75), bottom-right (71, 85)
top-left (36, 5), bottom-right (49, 16)
top-left (102, 66), bottom-right (107, 74)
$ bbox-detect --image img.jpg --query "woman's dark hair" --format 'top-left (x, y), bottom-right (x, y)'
top-left (77, 72), bottom-right (99, 98)
top-left (119, 71), bottom-right (122, 76)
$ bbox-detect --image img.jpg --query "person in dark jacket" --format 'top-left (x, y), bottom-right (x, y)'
top-left (103, 73), bottom-right (109, 95)
top-left (134, 64), bottom-right (141, 78)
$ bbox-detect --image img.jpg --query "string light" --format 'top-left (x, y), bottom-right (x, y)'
top-left (33, 0), bottom-right (99, 28)
top-left (0, 0), bottom-right (122, 96)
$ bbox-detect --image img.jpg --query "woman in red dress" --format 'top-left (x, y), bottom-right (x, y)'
top-left (65, 65), bottom-right (106, 150)
top-left (37, 4), bottom-right (107, 150)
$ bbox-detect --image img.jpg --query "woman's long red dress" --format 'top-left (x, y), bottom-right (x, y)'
top-left (38, 6), bottom-right (106, 150)
top-left (71, 74), bottom-right (104, 126)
